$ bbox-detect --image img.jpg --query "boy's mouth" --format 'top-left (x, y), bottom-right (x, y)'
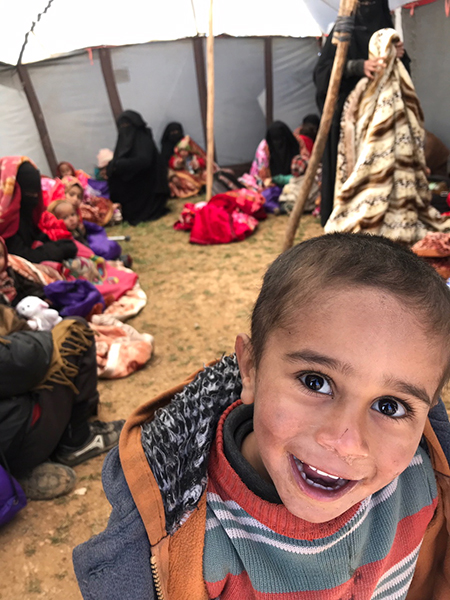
top-left (290, 455), bottom-right (358, 502)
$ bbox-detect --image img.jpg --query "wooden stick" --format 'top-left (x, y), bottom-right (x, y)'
top-left (282, 0), bottom-right (360, 252)
top-left (206, 0), bottom-right (215, 202)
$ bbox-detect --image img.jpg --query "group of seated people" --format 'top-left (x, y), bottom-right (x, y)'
top-left (91, 110), bottom-right (320, 232)
top-left (0, 155), bottom-right (146, 503)
top-left (158, 114), bottom-right (321, 216)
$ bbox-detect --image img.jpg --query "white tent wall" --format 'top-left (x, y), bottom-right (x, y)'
top-left (402, 1), bottom-right (450, 148)
top-left (213, 38), bottom-right (266, 166)
top-left (27, 51), bottom-right (117, 175)
top-left (0, 68), bottom-right (51, 174)
top-left (112, 40), bottom-right (205, 153)
top-left (272, 37), bottom-right (319, 132)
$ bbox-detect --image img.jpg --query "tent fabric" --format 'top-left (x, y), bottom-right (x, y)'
top-left (2, 0), bottom-right (323, 66)
top-left (0, 69), bottom-right (51, 175)
top-left (0, 37), bottom-right (320, 174)
top-left (402, 0), bottom-right (450, 149)
top-left (112, 40), bottom-right (205, 153)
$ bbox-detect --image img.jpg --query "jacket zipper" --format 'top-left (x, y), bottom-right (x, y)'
top-left (150, 555), bottom-right (165, 600)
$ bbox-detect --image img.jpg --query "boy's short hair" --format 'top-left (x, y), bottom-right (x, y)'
top-left (251, 233), bottom-right (450, 376)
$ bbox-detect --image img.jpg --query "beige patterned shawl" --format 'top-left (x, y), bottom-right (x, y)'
top-left (325, 28), bottom-right (450, 244)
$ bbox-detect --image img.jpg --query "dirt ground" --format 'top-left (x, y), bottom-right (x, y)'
top-left (0, 201), bottom-right (448, 599)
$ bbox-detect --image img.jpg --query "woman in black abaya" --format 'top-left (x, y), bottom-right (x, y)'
top-left (160, 122), bottom-right (184, 168)
top-left (107, 111), bottom-right (169, 226)
top-left (314, 0), bottom-right (409, 227)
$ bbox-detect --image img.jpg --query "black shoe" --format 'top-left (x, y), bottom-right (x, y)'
top-left (119, 254), bottom-right (133, 269)
top-left (54, 420), bottom-right (125, 467)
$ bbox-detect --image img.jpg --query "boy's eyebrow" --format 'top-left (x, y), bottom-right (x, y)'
top-left (285, 350), bottom-right (354, 375)
top-left (383, 377), bottom-right (432, 407)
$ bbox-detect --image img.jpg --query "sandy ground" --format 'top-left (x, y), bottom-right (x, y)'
top-left (0, 202), bottom-right (448, 599)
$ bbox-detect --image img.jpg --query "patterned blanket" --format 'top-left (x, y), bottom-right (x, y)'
top-left (325, 28), bottom-right (450, 244)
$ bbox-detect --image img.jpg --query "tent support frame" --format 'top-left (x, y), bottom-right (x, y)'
top-left (99, 47), bottom-right (123, 122)
top-left (17, 64), bottom-right (58, 177)
top-left (264, 37), bottom-right (274, 128)
top-left (192, 37), bottom-right (208, 146)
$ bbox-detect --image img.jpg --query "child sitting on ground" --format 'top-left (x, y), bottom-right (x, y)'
top-left (73, 233), bottom-right (450, 599)
top-left (51, 200), bottom-right (87, 244)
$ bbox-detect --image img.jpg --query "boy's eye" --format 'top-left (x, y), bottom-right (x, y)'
top-left (371, 397), bottom-right (407, 418)
top-left (299, 373), bottom-right (332, 395)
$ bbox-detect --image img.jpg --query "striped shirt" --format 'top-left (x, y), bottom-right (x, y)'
top-left (204, 402), bottom-right (438, 599)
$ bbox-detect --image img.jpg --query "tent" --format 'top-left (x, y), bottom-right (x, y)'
top-left (0, 0), bottom-right (447, 176)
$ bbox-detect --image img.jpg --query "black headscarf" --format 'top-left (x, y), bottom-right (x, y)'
top-left (15, 161), bottom-right (42, 247)
top-left (266, 121), bottom-right (299, 177)
top-left (114, 110), bottom-right (148, 160)
top-left (160, 122), bottom-right (184, 167)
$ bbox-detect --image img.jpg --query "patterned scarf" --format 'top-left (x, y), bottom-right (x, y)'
top-left (325, 28), bottom-right (450, 244)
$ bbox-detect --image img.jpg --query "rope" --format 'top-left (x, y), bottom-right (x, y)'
top-left (333, 15), bottom-right (355, 43)
top-left (17, 0), bottom-right (55, 66)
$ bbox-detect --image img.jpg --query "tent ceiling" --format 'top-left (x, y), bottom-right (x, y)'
top-left (2, 0), bottom-right (320, 66)
top-left (2, 0), bottom-right (409, 66)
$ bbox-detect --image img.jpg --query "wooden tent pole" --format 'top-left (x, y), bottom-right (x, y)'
top-left (206, 0), bottom-right (215, 202)
top-left (282, 0), bottom-right (360, 252)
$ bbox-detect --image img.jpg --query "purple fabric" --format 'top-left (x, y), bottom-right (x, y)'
top-left (87, 179), bottom-right (110, 199)
top-left (84, 221), bottom-right (121, 260)
top-left (261, 186), bottom-right (282, 213)
top-left (44, 280), bottom-right (105, 318)
top-left (0, 466), bottom-right (27, 527)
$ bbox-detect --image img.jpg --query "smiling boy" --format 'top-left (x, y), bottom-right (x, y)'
top-left (74, 233), bottom-right (450, 600)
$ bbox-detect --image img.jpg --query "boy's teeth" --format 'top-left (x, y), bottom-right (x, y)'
top-left (308, 465), bottom-right (340, 480)
top-left (293, 456), bottom-right (349, 489)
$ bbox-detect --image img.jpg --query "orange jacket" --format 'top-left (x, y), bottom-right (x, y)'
top-left (119, 365), bottom-right (450, 600)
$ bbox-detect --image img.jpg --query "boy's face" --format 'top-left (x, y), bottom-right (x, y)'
top-left (236, 287), bottom-right (446, 524)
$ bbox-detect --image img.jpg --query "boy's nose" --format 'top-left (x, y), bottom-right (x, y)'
top-left (315, 413), bottom-right (369, 463)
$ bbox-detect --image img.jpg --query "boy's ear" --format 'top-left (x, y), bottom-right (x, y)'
top-left (235, 333), bottom-right (256, 405)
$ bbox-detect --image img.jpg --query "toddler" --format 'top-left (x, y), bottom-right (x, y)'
top-left (74, 233), bottom-right (450, 599)
top-left (51, 201), bottom-right (87, 244)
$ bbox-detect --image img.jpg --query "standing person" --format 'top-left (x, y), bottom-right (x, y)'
top-left (314, 0), bottom-right (408, 227)
top-left (107, 110), bottom-right (169, 226)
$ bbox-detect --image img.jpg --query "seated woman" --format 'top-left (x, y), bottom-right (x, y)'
top-left (108, 110), bottom-right (169, 226)
top-left (1, 158), bottom-right (77, 264)
top-left (240, 121), bottom-right (300, 193)
top-left (160, 122), bottom-right (184, 169)
top-left (0, 306), bottom-right (124, 500)
top-left (168, 135), bottom-right (209, 199)
top-left (293, 114), bottom-right (320, 160)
